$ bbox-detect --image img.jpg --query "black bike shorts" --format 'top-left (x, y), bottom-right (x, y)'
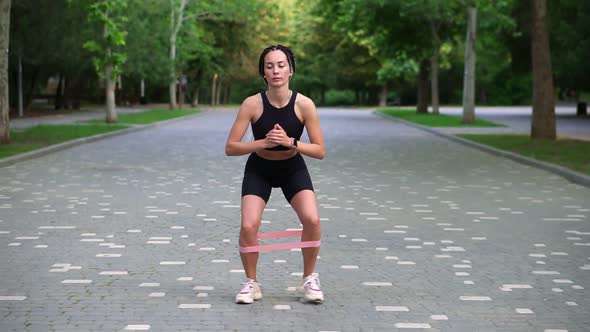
top-left (241, 153), bottom-right (314, 204)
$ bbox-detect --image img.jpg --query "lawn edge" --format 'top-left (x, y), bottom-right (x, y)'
top-left (0, 112), bottom-right (204, 168)
top-left (375, 110), bottom-right (590, 188)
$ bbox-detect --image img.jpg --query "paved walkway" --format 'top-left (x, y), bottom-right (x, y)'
top-left (1, 108), bottom-right (589, 331)
top-left (10, 104), bottom-right (589, 140)
top-left (435, 105), bottom-right (590, 141)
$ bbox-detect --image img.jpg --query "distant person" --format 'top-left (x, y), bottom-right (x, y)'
top-left (225, 44), bottom-right (326, 304)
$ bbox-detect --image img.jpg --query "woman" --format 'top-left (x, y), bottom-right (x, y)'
top-left (225, 45), bottom-right (325, 304)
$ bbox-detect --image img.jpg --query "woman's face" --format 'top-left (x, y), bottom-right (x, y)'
top-left (263, 50), bottom-right (291, 87)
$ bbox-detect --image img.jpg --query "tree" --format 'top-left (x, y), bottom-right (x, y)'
top-left (9, 1), bottom-right (93, 113)
top-left (168, 0), bottom-right (189, 109)
top-left (549, 0), bottom-right (590, 114)
top-left (200, 6), bottom-right (267, 106)
top-left (124, 0), bottom-right (171, 102)
top-left (0, 0), bottom-right (10, 144)
top-left (293, 0), bottom-right (378, 104)
top-left (456, 0), bottom-right (516, 117)
top-left (462, 6), bottom-right (477, 123)
top-left (402, 0), bottom-right (456, 114)
top-left (338, 0), bottom-right (456, 110)
top-left (336, 0), bottom-right (426, 107)
top-left (377, 54), bottom-right (418, 105)
top-left (82, 0), bottom-right (128, 123)
top-left (530, 0), bottom-right (555, 139)
top-left (167, 0), bottom-right (246, 109)
top-left (188, 0), bottom-right (279, 106)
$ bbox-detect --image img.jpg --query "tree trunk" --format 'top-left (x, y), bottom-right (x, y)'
top-left (215, 77), bottom-right (222, 105)
top-left (169, 37), bottom-right (177, 109)
top-left (210, 73), bottom-right (218, 106)
top-left (530, 0), bottom-right (555, 139)
top-left (63, 76), bottom-right (73, 110)
top-left (17, 56), bottom-right (23, 117)
top-left (24, 66), bottom-right (38, 112)
top-left (417, 59), bottom-right (429, 114)
top-left (104, 63), bottom-right (117, 123)
top-left (0, 0), bottom-right (10, 144)
top-left (178, 74), bottom-right (183, 109)
top-left (372, 90), bottom-right (379, 105)
top-left (168, 0), bottom-right (188, 110)
top-left (222, 79), bottom-right (230, 105)
top-left (190, 70), bottom-right (202, 107)
top-left (68, 76), bottom-right (80, 110)
top-left (378, 85), bottom-right (387, 107)
top-left (103, 18), bottom-right (118, 123)
top-left (430, 51), bottom-right (439, 115)
top-left (430, 22), bottom-right (440, 115)
top-left (191, 84), bottom-right (200, 107)
top-left (54, 73), bottom-right (63, 110)
top-left (140, 79), bottom-right (146, 104)
top-left (462, 7), bottom-right (477, 124)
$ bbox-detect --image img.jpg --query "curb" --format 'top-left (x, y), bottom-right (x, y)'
top-left (374, 111), bottom-right (590, 188)
top-left (0, 112), bottom-right (204, 168)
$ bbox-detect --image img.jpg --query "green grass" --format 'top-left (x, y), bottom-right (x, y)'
top-left (379, 107), bottom-right (503, 127)
top-left (1, 109), bottom-right (201, 159)
top-left (0, 124), bottom-right (129, 158)
top-left (81, 109), bottom-right (199, 125)
top-left (459, 134), bottom-right (590, 175)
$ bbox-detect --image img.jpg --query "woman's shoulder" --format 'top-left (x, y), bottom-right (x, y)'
top-left (240, 93), bottom-right (264, 111)
top-left (294, 92), bottom-right (316, 112)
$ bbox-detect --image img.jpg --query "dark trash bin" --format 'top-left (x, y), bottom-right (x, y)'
top-left (577, 102), bottom-right (587, 116)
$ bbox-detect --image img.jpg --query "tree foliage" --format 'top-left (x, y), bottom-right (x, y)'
top-left (10, 1), bottom-right (94, 109)
top-left (549, 0), bottom-right (590, 94)
top-left (81, 0), bottom-right (128, 80)
top-left (3, 0), bottom-right (587, 112)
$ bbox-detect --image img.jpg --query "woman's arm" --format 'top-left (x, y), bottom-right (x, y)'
top-left (295, 97), bottom-right (325, 160)
top-left (225, 97), bottom-right (276, 156)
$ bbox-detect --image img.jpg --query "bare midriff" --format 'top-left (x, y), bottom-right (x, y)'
top-left (256, 149), bottom-right (297, 160)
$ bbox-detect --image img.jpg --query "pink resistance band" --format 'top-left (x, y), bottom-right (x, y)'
top-left (239, 230), bottom-right (321, 253)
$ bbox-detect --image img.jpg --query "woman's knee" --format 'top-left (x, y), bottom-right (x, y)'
top-left (240, 220), bottom-right (259, 236)
top-left (301, 214), bottom-right (321, 229)
top-left (240, 195), bottom-right (265, 239)
top-left (239, 222), bottom-right (259, 247)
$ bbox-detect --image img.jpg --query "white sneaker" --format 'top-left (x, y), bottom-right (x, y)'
top-left (301, 273), bottom-right (324, 303)
top-left (235, 279), bottom-right (262, 304)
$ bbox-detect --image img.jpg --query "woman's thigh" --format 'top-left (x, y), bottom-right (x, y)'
top-left (241, 194), bottom-right (266, 229)
top-left (289, 190), bottom-right (319, 225)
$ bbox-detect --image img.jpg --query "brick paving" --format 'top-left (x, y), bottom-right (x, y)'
top-left (1, 109), bottom-right (589, 331)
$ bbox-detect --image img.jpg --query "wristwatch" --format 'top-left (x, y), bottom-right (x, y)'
top-left (291, 138), bottom-right (298, 150)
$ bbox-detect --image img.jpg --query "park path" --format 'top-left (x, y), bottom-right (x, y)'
top-left (10, 103), bottom-right (589, 139)
top-left (1, 108), bottom-right (589, 331)
top-left (435, 105), bottom-right (590, 141)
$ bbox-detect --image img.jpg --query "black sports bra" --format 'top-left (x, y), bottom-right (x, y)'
top-left (251, 91), bottom-right (304, 151)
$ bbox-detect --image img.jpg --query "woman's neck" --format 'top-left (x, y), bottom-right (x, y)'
top-left (266, 87), bottom-right (292, 108)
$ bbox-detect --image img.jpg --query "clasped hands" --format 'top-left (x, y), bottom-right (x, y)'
top-left (264, 123), bottom-right (292, 149)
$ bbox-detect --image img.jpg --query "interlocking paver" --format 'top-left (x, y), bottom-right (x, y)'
top-left (0, 109), bottom-right (588, 331)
